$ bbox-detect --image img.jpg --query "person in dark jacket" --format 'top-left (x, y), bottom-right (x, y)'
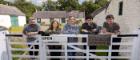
top-left (81, 16), bottom-right (98, 34)
top-left (81, 16), bottom-right (98, 60)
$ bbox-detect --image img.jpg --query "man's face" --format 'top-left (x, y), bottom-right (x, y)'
top-left (86, 19), bottom-right (92, 23)
top-left (29, 19), bottom-right (36, 24)
top-left (68, 17), bottom-right (76, 24)
top-left (106, 18), bottom-right (113, 24)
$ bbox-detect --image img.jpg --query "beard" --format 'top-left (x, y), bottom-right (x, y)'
top-left (30, 24), bottom-right (36, 27)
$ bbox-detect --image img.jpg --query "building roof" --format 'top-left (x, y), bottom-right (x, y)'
top-left (0, 4), bottom-right (25, 16)
top-left (91, 0), bottom-right (111, 18)
top-left (33, 11), bottom-right (66, 18)
top-left (33, 11), bottom-right (85, 18)
top-left (67, 11), bottom-right (85, 18)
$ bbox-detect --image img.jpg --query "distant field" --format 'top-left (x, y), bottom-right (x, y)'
top-left (12, 45), bottom-right (27, 60)
top-left (9, 26), bottom-right (24, 33)
top-left (9, 37), bottom-right (28, 60)
top-left (8, 26), bottom-right (49, 33)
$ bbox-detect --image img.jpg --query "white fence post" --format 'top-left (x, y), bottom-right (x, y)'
top-left (86, 37), bottom-right (89, 60)
top-left (131, 33), bottom-right (140, 60)
top-left (38, 35), bottom-right (46, 60)
top-left (5, 37), bottom-right (12, 60)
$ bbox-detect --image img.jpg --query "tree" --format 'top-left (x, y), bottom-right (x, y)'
top-left (82, 1), bottom-right (101, 17)
top-left (58, 0), bottom-right (80, 11)
top-left (0, 0), bottom-right (4, 4)
top-left (0, 0), bottom-right (13, 5)
top-left (43, 0), bottom-right (59, 11)
top-left (13, 0), bottom-right (36, 19)
top-left (96, 0), bottom-right (108, 7)
top-left (41, 0), bottom-right (108, 17)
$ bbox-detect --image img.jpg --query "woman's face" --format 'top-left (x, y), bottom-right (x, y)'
top-left (52, 21), bottom-right (59, 28)
top-left (106, 18), bottom-right (113, 24)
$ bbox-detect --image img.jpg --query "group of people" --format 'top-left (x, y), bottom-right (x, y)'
top-left (23, 14), bottom-right (120, 60)
top-left (46, 14), bottom-right (120, 35)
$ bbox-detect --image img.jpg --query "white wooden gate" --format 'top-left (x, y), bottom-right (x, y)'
top-left (5, 34), bottom-right (139, 60)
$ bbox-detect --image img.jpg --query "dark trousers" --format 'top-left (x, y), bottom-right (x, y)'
top-left (82, 37), bottom-right (96, 60)
top-left (89, 45), bottom-right (96, 60)
top-left (67, 46), bottom-right (76, 60)
top-left (111, 38), bottom-right (122, 60)
top-left (49, 45), bottom-right (62, 60)
top-left (67, 37), bottom-right (78, 60)
top-left (28, 45), bottom-right (39, 56)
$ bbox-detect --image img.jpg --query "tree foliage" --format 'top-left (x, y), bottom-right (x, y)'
top-left (43, 0), bottom-right (59, 11)
top-left (96, 0), bottom-right (108, 7)
top-left (43, 0), bottom-right (108, 16)
top-left (0, 0), bottom-right (4, 4)
top-left (13, 0), bottom-right (36, 18)
top-left (56, 0), bottom-right (80, 11)
top-left (0, 0), bottom-right (38, 19)
top-left (0, 0), bottom-right (13, 5)
top-left (82, 1), bottom-right (101, 17)
top-left (0, 0), bottom-right (109, 17)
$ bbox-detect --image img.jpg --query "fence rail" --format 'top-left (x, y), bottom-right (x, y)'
top-left (5, 34), bottom-right (139, 60)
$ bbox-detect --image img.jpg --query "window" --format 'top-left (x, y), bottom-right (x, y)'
top-left (119, 1), bottom-right (123, 15)
top-left (10, 16), bottom-right (19, 26)
top-left (37, 18), bottom-right (41, 23)
top-left (61, 18), bottom-right (66, 23)
top-left (50, 18), bottom-right (54, 23)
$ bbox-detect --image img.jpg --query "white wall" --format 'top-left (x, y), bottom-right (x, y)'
top-left (93, 10), bottom-right (106, 26)
top-left (0, 15), bottom-right (11, 28)
top-left (122, 0), bottom-right (140, 33)
top-left (0, 15), bottom-right (26, 28)
top-left (93, 0), bottom-right (140, 33)
top-left (18, 16), bottom-right (26, 27)
top-left (41, 18), bottom-right (50, 24)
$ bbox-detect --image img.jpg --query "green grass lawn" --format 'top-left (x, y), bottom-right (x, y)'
top-left (12, 44), bottom-right (27, 60)
top-left (96, 45), bottom-right (109, 56)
